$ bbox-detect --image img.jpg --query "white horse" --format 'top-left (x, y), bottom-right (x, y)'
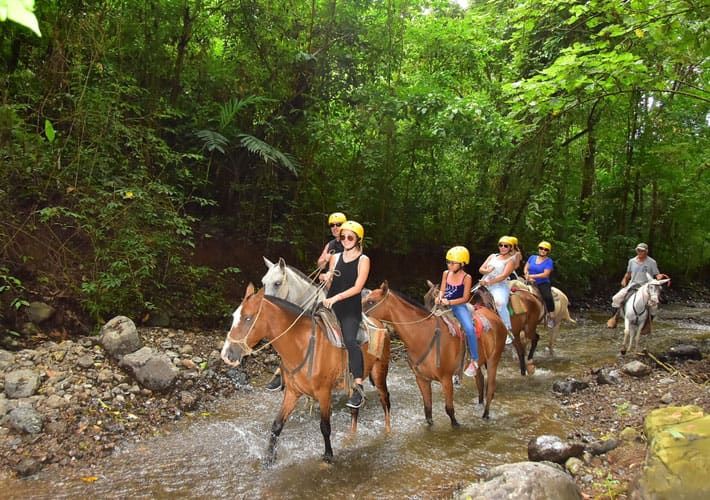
top-left (261, 257), bottom-right (325, 309)
top-left (508, 279), bottom-right (576, 355)
top-left (619, 277), bottom-right (670, 355)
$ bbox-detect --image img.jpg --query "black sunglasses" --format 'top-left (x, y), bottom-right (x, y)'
top-left (538, 247), bottom-right (549, 251)
top-left (340, 234), bottom-right (356, 242)
top-left (446, 260), bottom-right (460, 265)
top-left (329, 222), bottom-right (342, 228)
top-left (498, 243), bottom-right (511, 248)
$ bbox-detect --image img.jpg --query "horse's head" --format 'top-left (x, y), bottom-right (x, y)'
top-left (645, 278), bottom-right (670, 309)
top-left (423, 280), bottom-right (438, 310)
top-left (362, 281), bottom-right (390, 317)
top-left (262, 256), bottom-right (289, 300)
top-left (221, 283), bottom-right (266, 367)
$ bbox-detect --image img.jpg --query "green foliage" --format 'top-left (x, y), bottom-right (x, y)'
top-left (0, 0), bottom-right (41, 36)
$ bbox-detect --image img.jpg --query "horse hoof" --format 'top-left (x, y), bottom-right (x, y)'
top-left (426, 419), bottom-right (434, 427)
top-left (451, 420), bottom-right (460, 428)
top-left (321, 453), bottom-right (334, 464)
top-left (261, 457), bottom-right (276, 469)
top-left (526, 363), bottom-right (536, 375)
top-left (482, 412), bottom-right (490, 420)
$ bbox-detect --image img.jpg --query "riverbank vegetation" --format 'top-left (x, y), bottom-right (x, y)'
top-left (1, 0), bottom-right (708, 334)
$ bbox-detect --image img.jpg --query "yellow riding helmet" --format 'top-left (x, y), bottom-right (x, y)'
top-left (328, 212), bottom-right (347, 225)
top-left (446, 246), bottom-right (470, 265)
top-left (498, 236), bottom-right (515, 246)
top-left (509, 236), bottom-right (519, 247)
top-left (538, 241), bottom-right (552, 251)
top-left (340, 220), bottom-right (364, 240)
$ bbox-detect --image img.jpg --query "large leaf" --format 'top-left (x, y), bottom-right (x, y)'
top-left (237, 134), bottom-right (298, 175)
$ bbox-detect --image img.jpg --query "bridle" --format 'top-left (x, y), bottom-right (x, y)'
top-left (365, 289), bottom-right (436, 326)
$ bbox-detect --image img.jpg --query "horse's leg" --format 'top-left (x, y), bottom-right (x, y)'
top-left (548, 318), bottom-right (559, 357)
top-left (512, 336), bottom-right (527, 375)
top-left (475, 367), bottom-right (485, 404)
top-left (265, 388), bottom-right (300, 467)
top-left (483, 358), bottom-right (498, 419)
top-left (316, 388), bottom-right (334, 463)
top-left (440, 375), bottom-right (459, 428)
top-left (414, 376), bottom-right (434, 426)
top-left (620, 317), bottom-right (630, 356)
top-left (369, 359), bottom-right (392, 433)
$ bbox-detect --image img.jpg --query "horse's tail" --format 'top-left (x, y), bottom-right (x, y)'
top-left (472, 286), bottom-right (497, 312)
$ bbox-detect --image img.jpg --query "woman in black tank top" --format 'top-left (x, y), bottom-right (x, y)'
top-left (322, 220), bottom-right (370, 409)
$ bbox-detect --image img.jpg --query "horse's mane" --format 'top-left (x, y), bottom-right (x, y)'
top-left (264, 295), bottom-right (312, 318)
top-left (286, 264), bottom-right (314, 284)
top-left (391, 289), bottom-right (430, 314)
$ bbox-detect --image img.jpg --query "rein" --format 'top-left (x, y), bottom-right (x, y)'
top-left (627, 284), bottom-right (655, 326)
top-left (366, 289), bottom-right (436, 326)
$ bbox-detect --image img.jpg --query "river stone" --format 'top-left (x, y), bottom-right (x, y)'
top-left (565, 457), bottom-right (584, 476)
top-left (0, 349), bottom-right (14, 370)
top-left (552, 378), bottom-right (589, 394)
top-left (660, 392), bottom-right (673, 404)
top-left (585, 439), bottom-right (619, 456)
top-left (0, 395), bottom-right (8, 417)
top-left (622, 360), bottom-right (651, 377)
top-left (633, 406), bottom-right (709, 499)
top-left (76, 354), bottom-right (95, 369)
top-left (457, 461), bottom-right (581, 500)
top-left (119, 347), bottom-right (178, 392)
top-left (528, 435), bottom-right (585, 464)
top-left (5, 406), bottom-right (44, 434)
top-left (26, 301), bottom-right (55, 324)
top-left (619, 426), bottom-right (639, 441)
top-left (15, 458), bottom-right (42, 477)
top-left (4, 369), bottom-right (41, 399)
top-left (99, 316), bottom-right (142, 359)
top-left (666, 344), bottom-right (702, 361)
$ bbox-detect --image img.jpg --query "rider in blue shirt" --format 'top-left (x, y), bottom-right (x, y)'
top-left (524, 241), bottom-right (555, 326)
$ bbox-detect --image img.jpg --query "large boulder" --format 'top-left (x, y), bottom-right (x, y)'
top-left (528, 435), bottom-right (585, 464)
top-left (99, 316), bottom-right (142, 359)
top-left (632, 405), bottom-right (709, 499)
top-left (4, 369), bottom-right (41, 399)
top-left (26, 301), bottom-right (55, 324)
top-left (457, 461), bottom-right (581, 500)
top-left (119, 347), bottom-right (178, 392)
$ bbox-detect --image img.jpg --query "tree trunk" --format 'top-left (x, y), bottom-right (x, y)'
top-left (580, 101), bottom-right (601, 222)
top-left (170, 2), bottom-right (197, 105)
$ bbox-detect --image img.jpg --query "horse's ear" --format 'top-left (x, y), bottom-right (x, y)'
top-left (263, 257), bottom-right (275, 269)
top-left (245, 282), bottom-right (256, 298)
top-left (278, 257), bottom-right (286, 270)
top-left (426, 279), bottom-right (435, 288)
top-left (380, 280), bottom-right (389, 292)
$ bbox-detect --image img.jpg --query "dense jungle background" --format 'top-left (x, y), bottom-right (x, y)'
top-left (1, 0), bottom-right (708, 340)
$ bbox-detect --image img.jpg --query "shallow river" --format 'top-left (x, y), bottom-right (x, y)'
top-left (3, 307), bottom-right (708, 499)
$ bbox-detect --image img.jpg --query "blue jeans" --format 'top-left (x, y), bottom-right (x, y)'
top-left (452, 303), bottom-right (478, 362)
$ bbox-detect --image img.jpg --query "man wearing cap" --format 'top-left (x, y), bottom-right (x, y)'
top-left (607, 243), bottom-right (669, 328)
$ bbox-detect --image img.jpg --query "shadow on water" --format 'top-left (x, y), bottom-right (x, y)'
top-left (3, 306), bottom-right (708, 499)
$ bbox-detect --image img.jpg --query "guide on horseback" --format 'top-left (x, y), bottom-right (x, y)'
top-left (321, 220), bottom-right (370, 409)
top-left (607, 242), bottom-right (669, 329)
top-left (479, 236), bottom-right (517, 344)
top-left (524, 240), bottom-right (556, 328)
top-left (434, 246), bottom-right (479, 377)
top-left (265, 211), bottom-right (347, 392)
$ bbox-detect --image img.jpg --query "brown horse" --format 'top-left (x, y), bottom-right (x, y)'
top-left (425, 280), bottom-right (542, 376)
top-left (364, 281), bottom-right (507, 421)
top-left (221, 283), bottom-right (391, 465)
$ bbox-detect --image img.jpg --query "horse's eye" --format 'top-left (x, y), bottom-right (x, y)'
top-left (275, 282), bottom-right (281, 287)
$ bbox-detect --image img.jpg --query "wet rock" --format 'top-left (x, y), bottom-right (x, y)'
top-left (0, 349), bottom-right (15, 370)
top-left (15, 458), bottom-right (42, 477)
top-left (666, 344), bottom-right (702, 361)
top-left (622, 360), bottom-right (651, 377)
top-left (27, 301), bottom-right (55, 324)
top-left (180, 344), bottom-right (193, 356)
top-left (457, 461), bottom-right (581, 500)
top-left (4, 369), bottom-right (41, 399)
top-left (552, 378), bottom-right (589, 394)
top-left (660, 392), bottom-right (673, 404)
top-left (119, 347), bottom-right (178, 392)
top-left (5, 407), bottom-right (44, 434)
top-left (99, 316), bottom-right (142, 359)
top-left (596, 369), bottom-right (622, 385)
top-left (528, 435), bottom-right (585, 464)
top-left (180, 359), bottom-right (197, 370)
top-left (226, 368), bottom-right (249, 386)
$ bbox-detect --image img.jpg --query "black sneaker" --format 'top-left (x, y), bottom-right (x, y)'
top-left (265, 374), bottom-right (283, 391)
top-left (346, 384), bottom-right (365, 409)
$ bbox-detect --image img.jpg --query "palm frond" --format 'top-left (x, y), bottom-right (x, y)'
top-left (195, 129), bottom-right (229, 154)
top-left (219, 96), bottom-right (276, 131)
top-left (238, 134), bottom-right (298, 175)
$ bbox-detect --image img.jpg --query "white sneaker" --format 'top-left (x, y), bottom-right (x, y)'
top-left (505, 331), bottom-right (514, 345)
top-left (547, 319), bottom-right (555, 328)
top-left (464, 361), bottom-right (478, 377)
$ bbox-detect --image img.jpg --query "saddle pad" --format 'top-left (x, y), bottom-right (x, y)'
top-left (473, 312), bottom-right (492, 339)
top-left (508, 292), bottom-right (527, 316)
top-left (314, 308), bottom-right (345, 349)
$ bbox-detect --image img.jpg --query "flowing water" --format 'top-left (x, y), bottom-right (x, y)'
top-left (3, 306), bottom-right (708, 499)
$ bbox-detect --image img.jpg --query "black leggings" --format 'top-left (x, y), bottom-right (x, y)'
top-left (537, 282), bottom-right (555, 313)
top-left (336, 313), bottom-right (364, 379)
